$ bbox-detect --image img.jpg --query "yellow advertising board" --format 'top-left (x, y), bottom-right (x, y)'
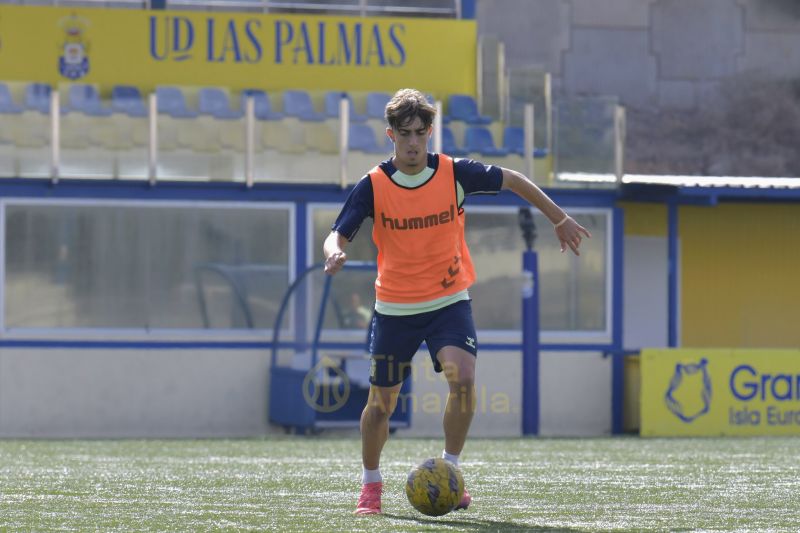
top-left (641, 348), bottom-right (800, 436)
top-left (0, 5), bottom-right (476, 95)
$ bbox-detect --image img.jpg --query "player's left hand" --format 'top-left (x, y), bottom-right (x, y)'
top-left (555, 216), bottom-right (592, 256)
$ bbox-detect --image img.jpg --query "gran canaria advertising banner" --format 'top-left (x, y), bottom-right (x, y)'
top-left (641, 348), bottom-right (800, 436)
top-left (0, 5), bottom-right (476, 95)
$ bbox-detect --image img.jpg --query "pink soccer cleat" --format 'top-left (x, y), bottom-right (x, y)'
top-left (454, 487), bottom-right (471, 511)
top-left (354, 481), bottom-right (383, 515)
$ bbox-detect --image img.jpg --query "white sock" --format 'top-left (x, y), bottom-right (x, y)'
top-left (362, 467), bottom-right (382, 484)
top-left (442, 451), bottom-right (460, 466)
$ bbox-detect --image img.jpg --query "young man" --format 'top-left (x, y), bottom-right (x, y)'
top-left (323, 89), bottom-right (591, 515)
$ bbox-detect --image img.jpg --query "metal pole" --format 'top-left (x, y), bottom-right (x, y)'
top-left (148, 92), bottom-right (157, 186)
top-left (519, 206), bottom-right (539, 436)
top-left (521, 249), bottom-right (540, 435)
top-left (339, 95), bottom-right (349, 188)
top-left (611, 206), bottom-right (625, 434)
top-left (245, 95), bottom-right (255, 188)
top-left (50, 89), bottom-right (60, 184)
top-left (667, 201), bottom-right (679, 347)
top-left (433, 100), bottom-right (442, 154)
top-left (614, 105), bottom-right (626, 183)
top-left (524, 103), bottom-right (534, 181)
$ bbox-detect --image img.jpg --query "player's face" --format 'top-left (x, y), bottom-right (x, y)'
top-left (388, 116), bottom-right (431, 174)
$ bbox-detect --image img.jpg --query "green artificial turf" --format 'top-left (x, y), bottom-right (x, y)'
top-left (0, 436), bottom-right (798, 531)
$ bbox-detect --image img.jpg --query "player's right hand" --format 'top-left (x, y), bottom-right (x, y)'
top-left (324, 251), bottom-right (347, 275)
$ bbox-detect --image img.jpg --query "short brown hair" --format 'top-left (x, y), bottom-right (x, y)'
top-left (385, 88), bottom-right (436, 130)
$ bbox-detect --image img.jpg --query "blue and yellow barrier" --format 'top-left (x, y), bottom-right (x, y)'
top-left (0, 5), bottom-right (476, 95)
top-left (641, 348), bottom-right (800, 436)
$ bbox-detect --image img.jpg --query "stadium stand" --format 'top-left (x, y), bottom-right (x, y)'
top-left (241, 89), bottom-right (284, 120)
top-left (111, 85), bottom-right (148, 117)
top-left (348, 123), bottom-right (385, 154)
top-left (446, 94), bottom-right (492, 124)
top-left (260, 121), bottom-right (297, 154)
top-left (0, 83), bottom-right (24, 114)
top-left (155, 86), bottom-right (198, 118)
top-left (24, 83), bottom-right (54, 114)
top-left (324, 91), bottom-right (367, 123)
top-left (380, 129), bottom-right (393, 152)
top-left (441, 126), bottom-right (468, 156)
top-left (282, 90), bottom-right (326, 121)
top-left (303, 121), bottom-right (338, 154)
top-left (366, 92), bottom-right (391, 120)
top-left (463, 126), bottom-right (508, 157)
top-left (66, 84), bottom-right (113, 116)
top-left (197, 88), bottom-right (244, 120)
top-left (502, 126), bottom-right (548, 158)
top-left (60, 114), bottom-right (91, 149)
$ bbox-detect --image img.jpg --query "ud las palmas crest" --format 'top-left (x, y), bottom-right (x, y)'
top-left (59, 14), bottom-right (90, 80)
top-left (664, 358), bottom-right (712, 423)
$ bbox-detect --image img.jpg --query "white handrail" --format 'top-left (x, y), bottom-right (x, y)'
top-left (148, 92), bottom-right (157, 186)
top-left (50, 89), bottom-right (60, 184)
top-left (339, 96), bottom-right (349, 189)
top-left (433, 100), bottom-right (442, 154)
top-left (245, 95), bottom-right (255, 188)
top-left (524, 103), bottom-right (534, 182)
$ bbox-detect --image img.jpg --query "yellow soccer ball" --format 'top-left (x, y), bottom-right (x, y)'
top-left (405, 458), bottom-right (464, 516)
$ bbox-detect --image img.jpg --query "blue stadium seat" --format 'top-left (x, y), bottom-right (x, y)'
top-left (0, 83), bottom-right (23, 114)
top-left (198, 87), bottom-right (244, 120)
top-left (464, 126), bottom-right (508, 156)
top-left (349, 123), bottom-right (386, 153)
top-left (155, 86), bottom-right (198, 118)
top-left (381, 130), bottom-right (394, 152)
top-left (241, 89), bottom-right (284, 120)
top-left (24, 83), bottom-right (53, 114)
top-left (282, 90), bottom-right (326, 121)
top-left (366, 92), bottom-right (391, 120)
top-left (503, 126), bottom-right (549, 158)
top-left (324, 91), bottom-right (367, 122)
top-left (441, 126), bottom-right (468, 156)
top-left (111, 85), bottom-right (147, 117)
top-left (67, 84), bottom-right (112, 116)
top-left (446, 94), bottom-right (492, 125)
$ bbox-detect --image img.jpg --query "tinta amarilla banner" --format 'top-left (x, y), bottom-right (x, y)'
top-left (0, 5), bottom-right (477, 95)
top-left (641, 348), bottom-right (800, 436)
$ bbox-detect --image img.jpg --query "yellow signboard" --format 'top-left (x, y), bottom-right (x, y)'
top-left (0, 6), bottom-right (476, 95)
top-left (641, 348), bottom-right (800, 436)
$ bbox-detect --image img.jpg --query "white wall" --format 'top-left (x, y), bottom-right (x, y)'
top-left (0, 348), bottom-right (276, 438)
top-left (623, 235), bottom-right (669, 349)
top-left (398, 349), bottom-right (613, 438)
top-left (399, 350), bottom-right (523, 438)
top-left (539, 351), bottom-right (612, 436)
top-left (0, 336), bottom-right (621, 439)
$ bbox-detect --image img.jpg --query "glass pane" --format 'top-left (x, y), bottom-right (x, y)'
top-left (311, 207), bottom-right (378, 333)
top-left (5, 203), bottom-right (290, 330)
top-left (57, 83), bottom-right (149, 179)
top-left (0, 110), bottom-right (51, 179)
top-left (466, 209), bottom-right (608, 331)
top-left (312, 207), bottom-right (377, 262)
top-left (554, 96), bottom-right (618, 176)
top-left (310, 204), bottom-right (609, 333)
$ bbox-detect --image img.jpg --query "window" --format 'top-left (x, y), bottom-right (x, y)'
top-left (4, 201), bottom-right (292, 331)
top-left (309, 204), bottom-right (611, 337)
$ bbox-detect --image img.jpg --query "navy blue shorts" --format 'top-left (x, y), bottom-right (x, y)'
top-left (367, 299), bottom-right (478, 387)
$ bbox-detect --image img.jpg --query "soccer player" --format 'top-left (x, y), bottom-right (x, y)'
top-left (323, 88), bottom-right (591, 515)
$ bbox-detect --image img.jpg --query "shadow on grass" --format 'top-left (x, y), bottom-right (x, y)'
top-left (381, 512), bottom-right (581, 532)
